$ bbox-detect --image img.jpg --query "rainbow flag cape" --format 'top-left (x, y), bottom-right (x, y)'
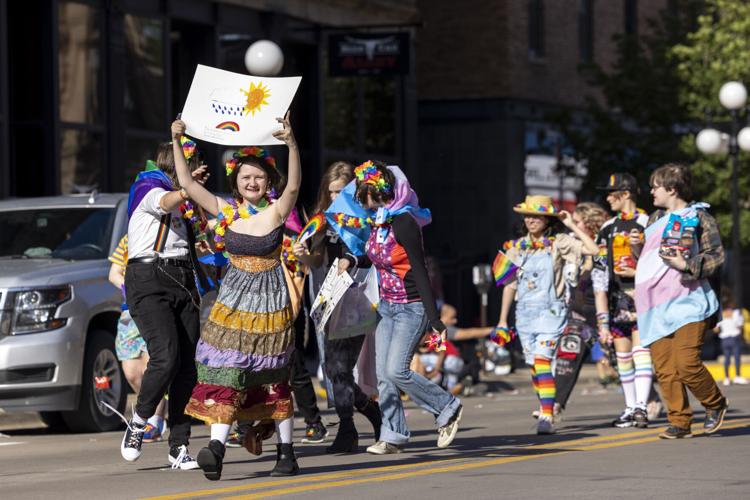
top-left (297, 212), bottom-right (326, 244)
top-left (492, 249), bottom-right (518, 286)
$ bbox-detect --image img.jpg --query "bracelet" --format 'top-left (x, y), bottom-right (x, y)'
top-left (596, 312), bottom-right (610, 329)
top-left (178, 188), bottom-right (189, 200)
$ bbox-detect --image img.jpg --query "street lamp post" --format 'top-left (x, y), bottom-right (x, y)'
top-left (696, 81), bottom-right (750, 306)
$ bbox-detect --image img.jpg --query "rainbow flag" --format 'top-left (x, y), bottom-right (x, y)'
top-left (297, 212), bottom-right (327, 244)
top-left (492, 250), bottom-right (518, 286)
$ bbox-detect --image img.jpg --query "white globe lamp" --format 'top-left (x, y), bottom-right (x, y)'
top-left (738, 126), bottom-right (750, 152)
top-left (695, 128), bottom-right (724, 155)
top-left (719, 81), bottom-right (747, 110)
top-left (244, 40), bottom-right (284, 77)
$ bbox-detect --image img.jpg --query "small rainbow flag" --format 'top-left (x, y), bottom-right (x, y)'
top-left (492, 250), bottom-right (518, 286)
top-left (297, 212), bottom-right (327, 244)
top-left (215, 121), bottom-right (240, 131)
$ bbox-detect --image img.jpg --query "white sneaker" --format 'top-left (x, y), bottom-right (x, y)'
top-left (168, 445), bottom-right (200, 470)
top-left (732, 376), bottom-right (749, 385)
top-left (723, 378), bottom-right (731, 387)
top-left (366, 441), bottom-right (403, 455)
top-left (537, 416), bottom-right (555, 435)
top-left (437, 405), bottom-right (463, 448)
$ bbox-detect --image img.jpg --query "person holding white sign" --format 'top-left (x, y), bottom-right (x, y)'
top-left (171, 114), bottom-right (301, 480)
top-left (293, 161), bottom-right (381, 454)
top-left (327, 161), bottom-right (463, 455)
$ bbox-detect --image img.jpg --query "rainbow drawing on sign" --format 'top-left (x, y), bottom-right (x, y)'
top-left (297, 212), bottom-right (326, 244)
top-left (216, 121), bottom-right (240, 131)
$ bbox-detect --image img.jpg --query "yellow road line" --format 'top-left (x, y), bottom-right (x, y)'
top-left (222, 420), bottom-right (749, 500)
top-left (144, 418), bottom-right (749, 500)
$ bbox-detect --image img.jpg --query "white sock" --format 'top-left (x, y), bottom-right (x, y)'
top-left (632, 346), bottom-right (653, 409)
top-left (147, 415), bottom-right (163, 428)
top-left (132, 412), bottom-right (147, 426)
top-left (276, 417), bottom-right (294, 444)
top-left (210, 423), bottom-right (231, 444)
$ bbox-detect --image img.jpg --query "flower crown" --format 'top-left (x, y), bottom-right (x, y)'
top-left (354, 160), bottom-right (391, 194)
top-left (225, 146), bottom-right (277, 176)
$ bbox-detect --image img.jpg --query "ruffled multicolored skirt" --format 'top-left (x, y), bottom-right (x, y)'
top-left (185, 251), bottom-right (295, 425)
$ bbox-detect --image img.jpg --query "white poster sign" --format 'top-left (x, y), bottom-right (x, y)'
top-left (310, 259), bottom-right (354, 334)
top-left (180, 64), bottom-right (302, 146)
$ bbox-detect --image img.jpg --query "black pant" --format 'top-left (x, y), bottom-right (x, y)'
top-left (324, 335), bottom-right (369, 421)
top-left (289, 304), bottom-right (321, 426)
top-left (125, 261), bottom-right (200, 447)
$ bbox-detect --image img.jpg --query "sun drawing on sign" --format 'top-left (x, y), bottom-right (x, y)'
top-left (240, 81), bottom-right (271, 117)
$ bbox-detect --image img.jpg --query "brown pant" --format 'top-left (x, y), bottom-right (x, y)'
top-left (650, 320), bottom-right (725, 429)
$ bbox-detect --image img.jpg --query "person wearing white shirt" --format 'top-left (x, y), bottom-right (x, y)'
top-left (716, 295), bottom-right (747, 386)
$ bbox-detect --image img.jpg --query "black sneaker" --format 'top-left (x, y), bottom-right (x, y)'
top-left (121, 420), bottom-right (146, 461)
top-left (612, 408), bottom-right (635, 428)
top-left (659, 426), bottom-right (692, 439)
top-left (704, 399), bottom-right (729, 435)
top-left (168, 445), bottom-right (200, 470)
top-left (633, 407), bottom-right (649, 428)
top-left (301, 421), bottom-right (328, 444)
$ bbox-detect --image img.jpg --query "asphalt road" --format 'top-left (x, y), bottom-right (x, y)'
top-left (1, 371), bottom-right (749, 500)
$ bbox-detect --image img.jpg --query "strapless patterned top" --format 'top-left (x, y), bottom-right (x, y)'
top-left (185, 223), bottom-right (295, 425)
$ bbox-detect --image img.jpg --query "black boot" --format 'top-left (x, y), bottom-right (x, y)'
top-left (357, 399), bottom-right (382, 441)
top-left (197, 439), bottom-right (225, 481)
top-left (270, 443), bottom-right (299, 476)
top-left (326, 418), bottom-right (358, 453)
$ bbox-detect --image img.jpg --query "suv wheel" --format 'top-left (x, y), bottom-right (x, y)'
top-left (62, 330), bottom-right (127, 432)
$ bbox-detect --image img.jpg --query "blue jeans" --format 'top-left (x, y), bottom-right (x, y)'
top-left (375, 300), bottom-right (461, 445)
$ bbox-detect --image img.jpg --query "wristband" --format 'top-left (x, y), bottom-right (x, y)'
top-left (178, 188), bottom-right (189, 200)
top-left (596, 312), bottom-right (610, 329)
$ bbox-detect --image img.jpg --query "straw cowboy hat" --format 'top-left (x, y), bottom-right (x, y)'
top-left (513, 195), bottom-right (560, 217)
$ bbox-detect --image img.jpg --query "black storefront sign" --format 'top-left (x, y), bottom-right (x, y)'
top-left (328, 32), bottom-right (409, 76)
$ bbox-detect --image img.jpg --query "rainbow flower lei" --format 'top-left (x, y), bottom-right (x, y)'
top-left (503, 236), bottom-right (555, 251)
top-left (354, 160), bottom-right (391, 194)
top-left (281, 234), bottom-right (301, 274)
top-left (179, 201), bottom-right (208, 242)
top-left (213, 198), bottom-right (269, 251)
top-left (331, 212), bottom-right (392, 229)
top-left (225, 146), bottom-right (276, 176)
top-left (490, 326), bottom-right (516, 347)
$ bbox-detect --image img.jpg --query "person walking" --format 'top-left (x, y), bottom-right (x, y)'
top-left (293, 161), bottom-right (382, 453)
top-left (108, 235), bottom-right (167, 443)
top-left (634, 163), bottom-right (727, 439)
top-left (497, 195), bottom-right (599, 434)
top-left (325, 161), bottom-right (463, 454)
top-left (120, 140), bottom-right (208, 469)
top-left (173, 114), bottom-right (302, 480)
top-left (716, 292), bottom-right (747, 386)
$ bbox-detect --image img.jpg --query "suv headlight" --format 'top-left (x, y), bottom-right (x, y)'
top-left (0, 286), bottom-right (72, 335)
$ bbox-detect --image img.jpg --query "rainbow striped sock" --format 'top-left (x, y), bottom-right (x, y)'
top-left (530, 365), bottom-right (539, 397)
top-left (534, 356), bottom-right (555, 418)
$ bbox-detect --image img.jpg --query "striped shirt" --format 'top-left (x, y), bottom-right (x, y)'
top-left (634, 203), bottom-right (723, 346)
top-left (108, 235), bottom-right (128, 267)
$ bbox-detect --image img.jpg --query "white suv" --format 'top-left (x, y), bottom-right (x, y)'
top-left (0, 193), bottom-right (129, 432)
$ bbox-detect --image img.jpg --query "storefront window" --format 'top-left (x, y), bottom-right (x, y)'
top-left (363, 77), bottom-right (396, 155)
top-left (124, 15), bottom-right (165, 131)
top-left (58, 2), bottom-right (101, 125)
top-left (324, 77), bottom-right (357, 152)
top-left (122, 135), bottom-right (163, 191)
top-left (59, 128), bottom-right (102, 193)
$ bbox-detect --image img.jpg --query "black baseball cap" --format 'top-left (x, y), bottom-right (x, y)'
top-left (597, 173), bottom-right (638, 193)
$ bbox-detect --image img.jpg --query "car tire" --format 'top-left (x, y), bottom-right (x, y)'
top-left (62, 330), bottom-right (127, 433)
